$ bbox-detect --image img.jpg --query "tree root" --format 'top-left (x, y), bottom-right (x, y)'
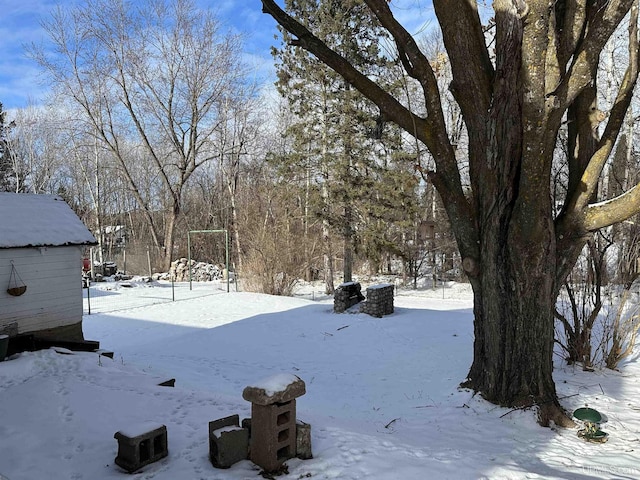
top-left (538, 402), bottom-right (576, 428)
top-left (461, 380), bottom-right (576, 428)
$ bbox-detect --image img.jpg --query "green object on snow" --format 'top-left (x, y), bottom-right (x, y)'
top-left (574, 407), bottom-right (609, 443)
top-left (573, 407), bottom-right (602, 424)
top-left (578, 428), bottom-right (609, 443)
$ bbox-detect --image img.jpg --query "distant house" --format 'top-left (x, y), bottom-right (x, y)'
top-left (0, 193), bottom-right (97, 343)
top-left (96, 224), bottom-right (126, 248)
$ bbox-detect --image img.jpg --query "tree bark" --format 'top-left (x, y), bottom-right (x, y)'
top-left (162, 196), bottom-right (181, 272)
top-left (322, 179), bottom-right (335, 294)
top-left (464, 207), bottom-right (569, 425)
top-left (343, 204), bottom-right (353, 283)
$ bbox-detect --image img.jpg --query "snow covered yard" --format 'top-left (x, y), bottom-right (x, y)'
top-left (0, 282), bottom-right (639, 479)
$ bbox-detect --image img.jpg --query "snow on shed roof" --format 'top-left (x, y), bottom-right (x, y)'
top-left (0, 193), bottom-right (97, 248)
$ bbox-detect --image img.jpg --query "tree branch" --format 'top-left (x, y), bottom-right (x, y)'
top-left (555, 0), bottom-right (588, 69)
top-left (363, 0), bottom-right (444, 123)
top-left (585, 184), bottom-right (640, 230)
top-left (549, 0), bottom-right (635, 112)
top-left (573, 0), bottom-right (640, 212)
top-left (433, 0), bottom-right (493, 134)
top-left (261, 0), bottom-right (430, 147)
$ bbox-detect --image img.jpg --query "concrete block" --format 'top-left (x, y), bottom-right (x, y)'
top-left (249, 401), bottom-right (297, 472)
top-left (241, 417), bottom-right (252, 432)
top-left (209, 414), bottom-right (249, 468)
top-left (296, 421), bottom-right (312, 460)
top-left (114, 423), bottom-right (168, 473)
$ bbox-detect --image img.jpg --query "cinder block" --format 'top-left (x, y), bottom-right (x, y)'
top-left (114, 423), bottom-right (168, 473)
top-left (250, 401), bottom-right (297, 472)
top-left (241, 417), bottom-right (252, 432)
top-left (296, 421), bottom-right (312, 460)
top-left (209, 414), bottom-right (249, 468)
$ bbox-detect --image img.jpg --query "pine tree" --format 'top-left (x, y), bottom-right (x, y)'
top-left (272, 0), bottom-right (410, 287)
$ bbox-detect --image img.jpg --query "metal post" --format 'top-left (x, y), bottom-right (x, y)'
top-left (188, 231), bottom-right (193, 291)
top-left (90, 247), bottom-right (95, 281)
top-left (225, 229), bottom-right (230, 293)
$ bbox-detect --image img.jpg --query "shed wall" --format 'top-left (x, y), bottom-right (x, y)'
top-left (0, 246), bottom-right (83, 336)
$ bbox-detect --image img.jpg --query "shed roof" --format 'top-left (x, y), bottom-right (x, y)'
top-left (0, 193), bottom-right (97, 248)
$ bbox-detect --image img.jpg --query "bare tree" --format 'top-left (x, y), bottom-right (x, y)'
top-left (215, 85), bottom-right (263, 274)
top-left (32, 0), bottom-right (250, 269)
top-left (3, 105), bottom-right (65, 194)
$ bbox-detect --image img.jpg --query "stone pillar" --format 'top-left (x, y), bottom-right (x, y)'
top-left (242, 374), bottom-right (306, 473)
top-left (333, 282), bottom-right (365, 313)
top-left (361, 283), bottom-right (394, 317)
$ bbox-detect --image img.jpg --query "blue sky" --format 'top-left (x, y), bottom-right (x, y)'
top-left (0, 0), bottom-right (433, 111)
top-left (0, 0), bottom-right (281, 110)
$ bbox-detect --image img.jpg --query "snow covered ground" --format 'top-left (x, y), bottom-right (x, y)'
top-left (1, 280), bottom-right (639, 479)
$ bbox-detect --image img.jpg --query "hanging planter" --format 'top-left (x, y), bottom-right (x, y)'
top-left (7, 285), bottom-right (26, 297)
top-left (7, 261), bottom-right (27, 297)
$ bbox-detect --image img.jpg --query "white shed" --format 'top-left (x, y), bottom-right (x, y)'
top-left (0, 193), bottom-right (97, 343)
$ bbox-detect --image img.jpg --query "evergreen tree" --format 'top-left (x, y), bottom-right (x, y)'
top-left (272, 0), bottom-right (412, 287)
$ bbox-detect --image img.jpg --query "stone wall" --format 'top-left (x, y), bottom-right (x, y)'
top-left (360, 284), bottom-right (394, 317)
top-left (333, 282), bottom-right (365, 313)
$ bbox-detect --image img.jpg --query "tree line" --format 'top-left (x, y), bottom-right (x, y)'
top-left (0, 0), bottom-right (454, 294)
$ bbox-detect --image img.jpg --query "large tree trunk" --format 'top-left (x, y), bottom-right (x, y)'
top-left (460, 1), bottom-right (571, 425)
top-left (465, 210), bottom-right (569, 425)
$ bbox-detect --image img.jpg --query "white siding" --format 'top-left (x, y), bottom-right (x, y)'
top-left (0, 246), bottom-right (83, 335)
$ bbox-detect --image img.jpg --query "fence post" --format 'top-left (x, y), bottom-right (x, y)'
top-left (87, 282), bottom-right (91, 315)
